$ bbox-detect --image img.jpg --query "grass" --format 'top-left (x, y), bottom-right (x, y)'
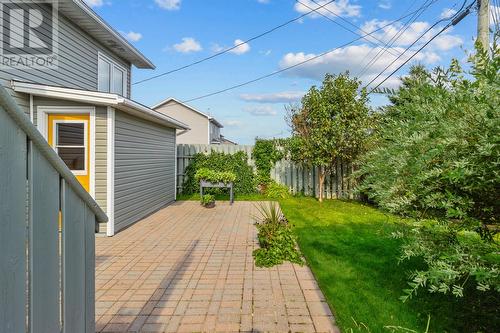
top-left (177, 192), bottom-right (498, 331)
top-left (279, 197), bottom-right (499, 333)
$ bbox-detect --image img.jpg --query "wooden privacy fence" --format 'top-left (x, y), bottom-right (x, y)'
top-left (177, 144), bottom-right (354, 198)
top-left (0, 86), bottom-right (107, 333)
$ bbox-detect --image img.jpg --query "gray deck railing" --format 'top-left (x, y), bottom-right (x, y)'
top-left (0, 86), bottom-right (107, 333)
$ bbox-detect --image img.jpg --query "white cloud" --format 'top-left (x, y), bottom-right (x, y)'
top-left (155, 0), bottom-right (181, 10)
top-left (378, 0), bottom-right (391, 10)
top-left (173, 37), bottom-right (202, 53)
top-left (223, 120), bottom-right (243, 127)
top-left (84, 0), bottom-right (105, 8)
top-left (259, 49), bottom-right (272, 56)
top-left (294, 0), bottom-right (361, 19)
top-left (229, 39), bottom-right (251, 55)
top-left (211, 43), bottom-right (225, 53)
top-left (124, 31), bottom-right (142, 42)
top-left (360, 19), bottom-right (462, 51)
top-left (240, 91), bottom-right (305, 103)
top-left (258, 0), bottom-right (270, 3)
top-left (278, 44), bottom-right (441, 88)
top-left (432, 34), bottom-right (463, 51)
top-left (243, 105), bottom-right (278, 116)
top-left (211, 40), bottom-right (251, 55)
top-left (440, 8), bottom-right (457, 19)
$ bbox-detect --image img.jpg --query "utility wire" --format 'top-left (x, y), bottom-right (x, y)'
top-left (367, 1), bottom-right (474, 93)
top-left (364, 0), bottom-right (468, 89)
top-left (356, 0), bottom-right (437, 79)
top-left (297, 0), bottom-right (401, 57)
top-left (177, 5), bottom-right (442, 104)
top-left (133, 0), bottom-right (336, 85)
top-left (357, 0), bottom-right (456, 77)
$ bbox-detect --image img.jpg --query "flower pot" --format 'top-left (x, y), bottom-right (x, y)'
top-left (204, 202), bottom-right (216, 209)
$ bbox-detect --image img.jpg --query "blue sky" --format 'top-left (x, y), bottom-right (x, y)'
top-left (85, 0), bottom-right (484, 144)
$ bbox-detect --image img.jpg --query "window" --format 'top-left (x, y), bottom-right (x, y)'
top-left (98, 53), bottom-right (126, 95)
top-left (55, 122), bottom-right (87, 172)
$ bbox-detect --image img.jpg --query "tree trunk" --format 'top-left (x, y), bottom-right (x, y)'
top-left (318, 166), bottom-right (326, 202)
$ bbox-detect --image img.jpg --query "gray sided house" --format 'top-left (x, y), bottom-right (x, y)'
top-left (153, 98), bottom-right (236, 145)
top-left (1, 0), bottom-right (188, 235)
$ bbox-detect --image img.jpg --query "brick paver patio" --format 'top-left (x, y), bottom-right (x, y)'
top-left (95, 201), bottom-right (339, 333)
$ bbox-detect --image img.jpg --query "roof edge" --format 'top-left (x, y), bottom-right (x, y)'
top-left (152, 97), bottom-right (224, 128)
top-left (72, 0), bottom-right (155, 69)
top-left (11, 81), bottom-right (189, 130)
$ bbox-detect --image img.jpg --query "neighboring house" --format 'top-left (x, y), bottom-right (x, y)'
top-left (1, 0), bottom-right (188, 235)
top-left (220, 135), bottom-right (238, 145)
top-left (153, 98), bottom-right (236, 145)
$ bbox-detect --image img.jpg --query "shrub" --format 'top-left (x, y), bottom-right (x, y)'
top-left (252, 202), bottom-right (303, 267)
top-left (358, 45), bottom-right (500, 298)
top-left (183, 151), bottom-right (255, 194)
top-left (264, 181), bottom-right (290, 199)
top-left (252, 139), bottom-right (283, 186)
top-left (195, 168), bottom-right (236, 184)
top-left (200, 194), bottom-right (215, 207)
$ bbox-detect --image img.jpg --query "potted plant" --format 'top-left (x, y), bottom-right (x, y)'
top-left (201, 194), bottom-right (216, 208)
top-left (195, 168), bottom-right (237, 204)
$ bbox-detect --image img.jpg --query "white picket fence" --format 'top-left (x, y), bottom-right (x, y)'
top-left (177, 144), bottom-right (354, 199)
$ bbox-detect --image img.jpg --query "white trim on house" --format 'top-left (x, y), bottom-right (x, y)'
top-left (52, 119), bottom-right (89, 176)
top-left (207, 121), bottom-right (210, 145)
top-left (174, 133), bottom-right (177, 201)
top-left (106, 107), bottom-right (115, 237)
top-left (29, 94), bottom-right (34, 123)
top-left (152, 97), bottom-right (224, 128)
top-left (12, 81), bottom-right (189, 130)
top-left (36, 105), bottom-right (96, 198)
top-left (98, 52), bottom-right (127, 96)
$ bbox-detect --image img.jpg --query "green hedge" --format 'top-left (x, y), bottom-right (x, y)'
top-left (182, 151), bottom-right (256, 194)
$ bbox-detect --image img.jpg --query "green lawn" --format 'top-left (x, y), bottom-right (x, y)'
top-left (279, 197), bottom-right (499, 333)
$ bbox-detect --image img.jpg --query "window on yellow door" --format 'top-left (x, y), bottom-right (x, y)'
top-left (55, 122), bottom-right (87, 172)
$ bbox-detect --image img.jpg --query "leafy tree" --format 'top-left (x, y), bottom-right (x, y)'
top-left (358, 44), bottom-right (500, 298)
top-left (286, 73), bottom-right (371, 202)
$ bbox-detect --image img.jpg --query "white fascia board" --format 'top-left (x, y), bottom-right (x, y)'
top-left (11, 81), bottom-right (190, 130)
top-left (12, 81), bottom-right (117, 105)
top-left (120, 99), bottom-right (190, 130)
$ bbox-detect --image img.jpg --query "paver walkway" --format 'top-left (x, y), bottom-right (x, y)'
top-left (95, 201), bottom-right (338, 333)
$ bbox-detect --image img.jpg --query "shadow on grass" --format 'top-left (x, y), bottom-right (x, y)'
top-left (295, 223), bottom-right (499, 332)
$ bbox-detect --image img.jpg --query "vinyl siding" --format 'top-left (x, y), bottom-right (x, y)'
top-left (114, 111), bottom-right (176, 232)
top-left (95, 107), bottom-right (107, 212)
top-left (32, 97), bottom-right (107, 212)
top-left (0, 1), bottom-right (132, 117)
top-left (154, 101), bottom-right (209, 144)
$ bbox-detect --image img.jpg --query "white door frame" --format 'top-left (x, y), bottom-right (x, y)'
top-left (37, 106), bottom-right (96, 198)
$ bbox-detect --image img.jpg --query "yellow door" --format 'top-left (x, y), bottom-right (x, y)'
top-left (47, 114), bottom-right (91, 192)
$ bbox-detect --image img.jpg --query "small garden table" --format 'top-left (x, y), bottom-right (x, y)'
top-left (200, 181), bottom-right (234, 205)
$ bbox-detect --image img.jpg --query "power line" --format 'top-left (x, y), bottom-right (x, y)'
top-left (297, 0), bottom-right (401, 57)
top-left (356, 0), bottom-right (437, 79)
top-left (133, 0), bottom-right (336, 85)
top-left (177, 6), bottom-right (441, 104)
top-left (367, 1), bottom-right (474, 93)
